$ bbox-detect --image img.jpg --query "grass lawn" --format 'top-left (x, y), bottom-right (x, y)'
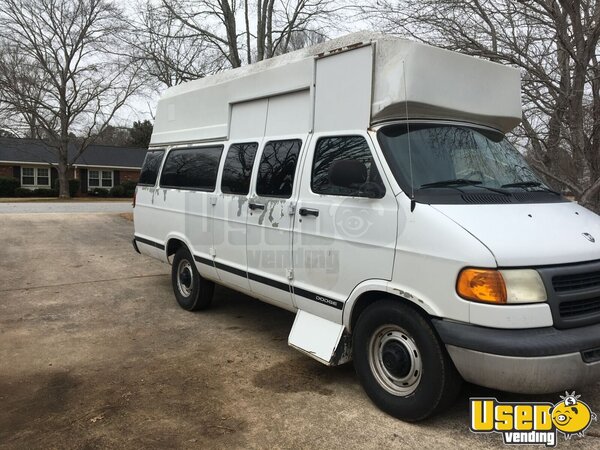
top-left (0, 197), bottom-right (132, 203)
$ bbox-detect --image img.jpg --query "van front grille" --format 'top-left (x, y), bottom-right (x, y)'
top-left (552, 271), bottom-right (600, 292)
top-left (539, 260), bottom-right (600, 328)
top-left (559, 297), bottom-right (600, 318)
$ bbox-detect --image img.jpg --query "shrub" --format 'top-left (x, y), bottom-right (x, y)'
top-left (89, 187), bottom-right (109, 197)
top-left (109, 184), bottom-right (126, 197)
top-left (121, 180), bottom-right (137, 197)
top-left (53, 178), bottom-right (81, 197)
top-left (108, 181), bottom-right (137, 197)
top-left (32, 188), bottom-right (58, 197)
top-left (0, 176), bottom-right (19, 196)
top-left (14, 187), bottom-right (32, 197)
top-left (68, 179), bottom-right (80, 197)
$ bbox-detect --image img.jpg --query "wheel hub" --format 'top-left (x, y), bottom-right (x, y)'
top-left (180, 269), bottom-right (192, 288)
top-left (368, 325), bottom-right (423, 396)
top-left (381, 341), bottom-right (411, 378)
top-left (177, 259), bottom-right (194, 297)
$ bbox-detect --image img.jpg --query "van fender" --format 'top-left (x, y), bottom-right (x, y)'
top-left (342, 279), bottom-right (443, 330)
top-left (163, 232), bottom-right (195, 264)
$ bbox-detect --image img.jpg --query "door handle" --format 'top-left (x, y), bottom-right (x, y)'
top-left (249, 202), bottom-right (265, 211)
top-left (299, 207), bottom-right (319, 217)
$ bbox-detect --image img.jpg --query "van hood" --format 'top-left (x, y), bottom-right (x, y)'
top-left (432, 202), bottom-right (600, 267)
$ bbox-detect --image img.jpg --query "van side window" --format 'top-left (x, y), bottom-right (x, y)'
top-left (312, 136), bottom-right (385, 198)
top-left (256, 139), bottom-right (301, 198)
top-left (160, 146), bottom-right (223, 191)
top-left (221, 142), bottom-right (259, 195)
top-left (138, 150), bottom-right (165, 186)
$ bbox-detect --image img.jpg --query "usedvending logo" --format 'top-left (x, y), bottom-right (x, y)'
top-left (470, 392), bottom-right (597, 446)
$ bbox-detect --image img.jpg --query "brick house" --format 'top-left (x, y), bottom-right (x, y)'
top-left (0, 137), bottom-right (148, 194)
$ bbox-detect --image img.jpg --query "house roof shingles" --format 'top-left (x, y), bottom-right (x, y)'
top-left (0, 137), bottom-right (148, 169)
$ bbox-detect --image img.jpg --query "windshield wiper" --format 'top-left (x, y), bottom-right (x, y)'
top-left (419, 178), bottom-right (512, 195)
top-left (501, 181), bottom-right (561, 195)
top-left (419, 179), bottom-right (482, 189)
top-left (501, 181), bottom-right (540, 188)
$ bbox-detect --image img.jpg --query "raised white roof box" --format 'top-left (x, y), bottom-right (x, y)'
top-left (151, 32), bottom-right (522, 145)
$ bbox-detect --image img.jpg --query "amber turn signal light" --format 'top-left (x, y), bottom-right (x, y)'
top-left (457, 268), bottom-right (507, 304)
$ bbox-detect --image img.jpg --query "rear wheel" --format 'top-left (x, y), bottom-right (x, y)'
top-left (171, 247), bottom-right (214, 311)
top-left (353, 299), bottom-right (461, 421)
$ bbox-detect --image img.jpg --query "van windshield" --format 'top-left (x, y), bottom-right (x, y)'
top-left (377, 123), bottom-right (562, 204)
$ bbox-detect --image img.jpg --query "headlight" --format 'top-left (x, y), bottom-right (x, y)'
top-left (457, 268), bottom-right (546, 304)
top-left (500, 269), bottom-right (547, 303)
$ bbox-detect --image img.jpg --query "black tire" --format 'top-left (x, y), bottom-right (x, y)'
top-left (353, 299), bottom-right (461, 421)
top-left (171, 247), bottom-right (214, 311)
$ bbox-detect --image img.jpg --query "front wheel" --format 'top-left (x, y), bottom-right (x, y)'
top-left (353, 300), bottom-right (461, 421)
top-left (171, 247), bottom-right (214, 311)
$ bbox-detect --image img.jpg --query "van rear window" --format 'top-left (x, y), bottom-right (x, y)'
top-left (256, 139), bottom-right (301, 198)
top-left (221, 143), bottom-right (259, 195)
top-left (138, 150), bottom-right (165, 186)
top-left (159, 146), bottom-right (223, 191)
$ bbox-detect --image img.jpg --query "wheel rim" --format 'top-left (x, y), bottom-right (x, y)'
top-left (368, 325), bottom-right (422, 396)
top-left (177, 259), bottom-right (194, 298)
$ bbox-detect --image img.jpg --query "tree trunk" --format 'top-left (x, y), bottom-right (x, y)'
top-left (256, 0), bottom-right (267, 61)
top-left (244, 0), bottom-right (251, 64)
top-left (58, 143), bottom-right (70, 199)
top-left (221, 0), bottom-right (241, 67)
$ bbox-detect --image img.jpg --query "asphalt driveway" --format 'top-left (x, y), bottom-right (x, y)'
top-left (1, 212), bottom-right (599, 449)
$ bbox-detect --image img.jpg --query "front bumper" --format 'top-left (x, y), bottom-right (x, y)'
top-left (433, 319), bottom-right (600, 393)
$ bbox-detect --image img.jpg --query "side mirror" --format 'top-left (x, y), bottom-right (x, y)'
top-left (328, 159), bottom-right (367, 188)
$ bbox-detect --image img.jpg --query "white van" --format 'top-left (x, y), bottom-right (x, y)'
top-left (133, 32), bottom-right (600, 421)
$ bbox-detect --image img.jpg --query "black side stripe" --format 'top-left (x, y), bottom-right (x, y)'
top-left (247, 271), bottom-right (291, 292)
top-left (214, 260), bottom-right (246, 278)
top-left (293, 286), bottom-right (344, 310)
top-left (134, 235), bottom-right (165, 250)
top-left (205, 258), bottom-right (342, 310)
top-left (194, 255), bottom-right (214, 266)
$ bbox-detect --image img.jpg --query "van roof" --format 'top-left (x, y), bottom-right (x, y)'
top-left (151, 32), bottom-right (521, 145)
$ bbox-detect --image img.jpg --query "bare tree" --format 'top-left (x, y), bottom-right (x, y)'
top-left (132, 0), bottom-right (337, 89)
top-left (0, 41), bottom-right (46, 138)
top-left (361, 0), bottom-right (600, 210)
top-left (0, 0), bottom-right (143, 198)
top-left (130, 2), bottom-right (226, 88)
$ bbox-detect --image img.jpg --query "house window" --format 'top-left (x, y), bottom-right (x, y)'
top-left (89, 170), bottom-right (113, 188)
top-left (37, 168), bottom-right (49, 186)
top-left (21, 167), bottom-right (50, 187)
top-left (21, 168), bottom-right (35, 185)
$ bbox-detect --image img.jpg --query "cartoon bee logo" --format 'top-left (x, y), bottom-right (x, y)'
top-left (551, 392), bottom-right (597, 439)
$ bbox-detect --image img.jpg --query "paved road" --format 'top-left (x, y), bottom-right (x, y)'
top-left (0, 212), bottom-right (598, 449)
top-left (0, 201), bottom-right (132, 214)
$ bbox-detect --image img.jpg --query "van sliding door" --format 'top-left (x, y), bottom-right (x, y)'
top-left (212, 99), bottom-right (268, 293)
top-left (245, 90), bottom-right (311, 310)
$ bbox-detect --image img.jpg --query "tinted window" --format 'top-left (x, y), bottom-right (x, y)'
top-left (256, 140), bottom-right (301, 198)
top-left (160, 146), bottom-right (223, 191)
top-left (312, 136), bottom-right (385, 197)
top-left (138, 150), bottom-right (164, 185)
top-left (221, 142), bottom-right (259, 195)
